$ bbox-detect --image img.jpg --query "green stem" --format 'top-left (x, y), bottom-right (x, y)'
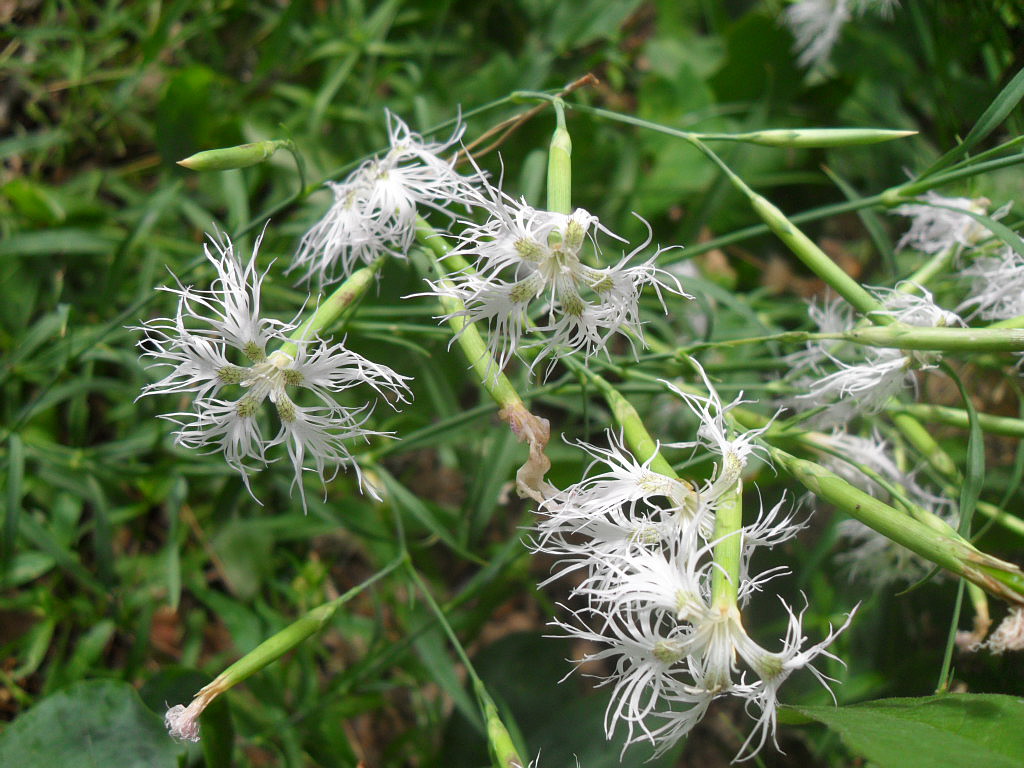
top-left (276, 258), bottom-right (384, 358)
top-left (901, 242), bottom-right (962, 290)
top-left (686, 136), bottom-right (888, 320)
top-left (560, 356), bottom-right (679, 480)
top-left (405, 559), bottom-right (526, 768)
top-left (772, 447), bottom-right (1024, 605)
top-left (891, 403), bottom-right (1024, 439)
top-left (845, 323), bottom-right (1024, 352)
top-left (414, 218), bottom-right (527, 413)
top-left (184, 556), bottom-right (401, 718)
top-left (710, 480), bottom-right (743, 610)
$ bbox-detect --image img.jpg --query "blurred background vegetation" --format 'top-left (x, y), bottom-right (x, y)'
top-left (1, 1), bottom-right (1022, 766)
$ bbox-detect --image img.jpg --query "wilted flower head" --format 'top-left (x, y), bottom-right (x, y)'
top-left (291, 112), bottom-right (481, 286)
top-left (894, 192), bottom-right (1008, 255)
top-left (429, 187), bottom-right (687, 375)
top-left (136, 232), bottom-right (411, 507)
top-left (980, 608), bottom-right (1024, 655)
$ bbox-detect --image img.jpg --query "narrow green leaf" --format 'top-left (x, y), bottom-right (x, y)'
top-left (912, 198), bottom-right (1024, 258)
top-left (164, 477), bottom-right (186, 611)
top-left (822, 165), bottom-right (895, 277)
top-left (413, 623), bottom-right (484, 731)
top-left (0, 129), bottom-right (69, 160)
top-left (374, 468), bottom-right (484, 564)
top-left (17, 513), bottom-right (105, 596)
top-left (3, 433), bottom-right (24, 586)
top-left (0, 229), bottom-right (120, 257)
top-left (922, 67), bottom-right (1024, 177)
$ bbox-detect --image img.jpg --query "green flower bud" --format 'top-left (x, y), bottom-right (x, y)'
top-left (734, 128), bottom-right (917, 148)
top-left (177, 139), bottom-right (290, 171)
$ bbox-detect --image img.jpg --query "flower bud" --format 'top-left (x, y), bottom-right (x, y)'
top-left (737, 128), bottom-right (916, 147)
top-left (177, 139), bottom-right (289, 171)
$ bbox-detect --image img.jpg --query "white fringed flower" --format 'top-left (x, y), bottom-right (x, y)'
top-left (533, 379), bottom-right (849, 759)
top-left (430, 189), bottom-right (687, 374)
top-left (136, 233), bottom-right (410, 507)
top-left (730, 602), bottom-right (853, 759)
top-left (958, 246), bottom-right (1024, 321)
top-left (894, 192), bottom-right (1008, 255)
top-left (787, 287), bottom-right (960, 426)
top-left (291, 112), bottom-right (480, 286)
top-left (784, 0), bottom-right (898, 69)
top-left (662, 369), bottom-right (773, 507)
top-left (870, 285), bottom-right (963, 328)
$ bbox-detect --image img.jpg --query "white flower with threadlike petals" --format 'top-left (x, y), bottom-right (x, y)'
top-left (730, 601), bottom-right (854, 759)
top-left (662, 367), bottom-right (774, 508)
top-left (429, 187), bottom-right (688, 375)
top-left (958, 246), bottom-right (1024, 321)
top-left (136, 232), bottom-right (411, 507)
top-left (532, 432), bottom-right (705, 585)
top-left (533, 379), bottom-right (852, 759)
top-left (290, 112), bottom-right (481, 286)
top-left (787, 286), bottom-right (960, 426)
top-left (549, 605), bottom-right (695, 745)
top-left (894, 192), bottom-right (1009, 255)
top-left (869, 284), bottom-right (964, 328)
top-left (784, 0), bottom-right (898, 69)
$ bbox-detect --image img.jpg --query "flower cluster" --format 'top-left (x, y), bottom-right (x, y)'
top-left (136, 233), bottom-right (410, 507)
top-left (429, 187), bottom-right (685, 373)
top-left (787, 286), bottom-right (961, 427)
top-left (291, 112), bottom-right (481, 286)
top-left (533, 373), bottom-right (850, 759)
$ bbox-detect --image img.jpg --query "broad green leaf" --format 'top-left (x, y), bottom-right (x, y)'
top-left (789, 694), bottom-right (1024, 768)
top-left (0, 679), bottom-right (182, 767)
